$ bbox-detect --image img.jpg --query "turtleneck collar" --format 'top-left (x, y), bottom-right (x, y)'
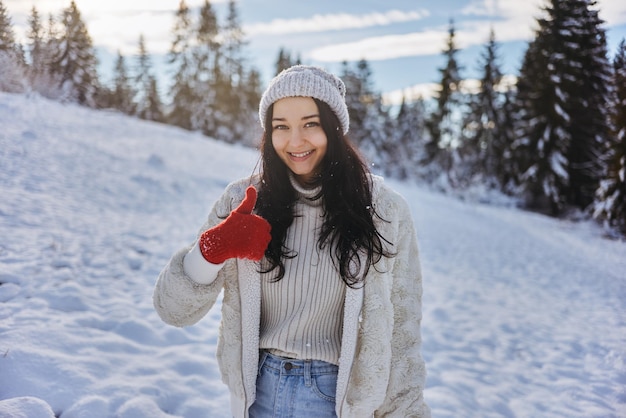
top-left (288, 173), bottom-right (323, 207)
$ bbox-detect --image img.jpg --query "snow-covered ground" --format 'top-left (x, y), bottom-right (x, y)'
top-left (0, 92), bottom-right (624, 418)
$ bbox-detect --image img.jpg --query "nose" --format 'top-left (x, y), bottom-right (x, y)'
top-left (289, 127), bottom-right (306, 146)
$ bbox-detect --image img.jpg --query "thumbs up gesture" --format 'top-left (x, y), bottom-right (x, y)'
top-left (199, 186), bottom-right (272, 264)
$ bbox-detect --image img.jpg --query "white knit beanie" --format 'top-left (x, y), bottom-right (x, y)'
top-left (259, 65), bottom-right (350, 134)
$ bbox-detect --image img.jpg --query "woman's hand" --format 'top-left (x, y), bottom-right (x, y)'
top-left (199, 186), bottom-right (271, 264)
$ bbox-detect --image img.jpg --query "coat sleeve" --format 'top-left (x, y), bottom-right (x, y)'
top-left (152, 180), bottom-right (246, 327)
top-left (376, 190), bottom-right (431, 418)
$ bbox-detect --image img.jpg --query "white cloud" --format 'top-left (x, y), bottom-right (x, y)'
top-left (596, 0), bottom-right (626, 27)
top-left (5, 0), bottom-right (225, 56)
top-left (461, 0), bottom-right (502, 17)
top-left (88, 11), bottom-right (174, 56)
top-left (308, 0), bottom-right (545, 63)
top-left (5, 0), bottom-right (219, 16)
top-left (309, 30), bottom-right (445, 62)
top-left (244, 9), bottom-right (429, 36)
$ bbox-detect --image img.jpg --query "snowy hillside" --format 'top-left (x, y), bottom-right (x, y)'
top-left (0, 92), bottom-right (625, 418)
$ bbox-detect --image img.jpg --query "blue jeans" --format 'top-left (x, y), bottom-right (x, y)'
top-left (248, 351), bottom-right (338, 418)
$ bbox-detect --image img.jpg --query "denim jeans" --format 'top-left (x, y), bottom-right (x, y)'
top-left (248, 351), bottom-right (339, 418)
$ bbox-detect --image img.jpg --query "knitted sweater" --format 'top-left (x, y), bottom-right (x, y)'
top-left (259, 177), bottom-right (346, 365)
top-left (153, 174), bottom-right (430, 418)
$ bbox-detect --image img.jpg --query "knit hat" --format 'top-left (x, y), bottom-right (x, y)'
top-left (259, 65), bottom-right (350, 134)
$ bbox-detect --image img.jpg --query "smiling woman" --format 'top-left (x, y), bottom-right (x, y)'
top-left (270, 97), bottom-right (329, 185)
top-left (153, 64), bottom-right (430, 418)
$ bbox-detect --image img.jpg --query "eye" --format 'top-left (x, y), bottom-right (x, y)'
top-left (304, 121), bottom-right (320, 128)
top-left (272, 124), bottom-right (288, 130)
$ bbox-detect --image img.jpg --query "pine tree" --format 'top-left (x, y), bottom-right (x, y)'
top-left (593, 39), bottom-right (626, 234)
top-left (341, 61), bottom-right (368, 148)
top-left (27, 7), bottom-right (44, 70)
top-left (357, 60), bottom-right (385, 165)
top-left (337, 59), bottom-right (390, 172)
top-left (388, 95), bottom-right (428, 179)
top-left (134, 34), bottom-right (163, 121)
top-left (238, 67), bottom-right (263, 146)
top-left (29, 12), bottom-right (64, 98)
top-left (214, 0), bottom-right (259, 144)
top-left (167, 0), bottom-right (196, 130)
top-left (190, 0), bottom-right (221, 136)
top-left (0, 0), bottom-right (15, 52)
top-left (221, 0), bottom-right (245, 83)
top-left (274, 48), bottom-right (301, 75)
top-left (51, 1), bottom-right (99, 105)
top-left (426, 20), bottom-right (464, 172)
top-left (110, 51), bottom-right (136, 115)
top-left (459, 29), bottom-right (510, 188)
top-left (341, 60), bottom-right (382, 153)
top-left (0, 0), bottom-right (25, 93)
top-left (512, 33), bottom-right (570, 213)
top-left (144, 76), bottom-right (165, 122)
top-left (511, 0), bottom-right (611, 214)
top-left (210, 0), bottom-right (243, 143)
top-left (497, 88), bottom-right (518, 189)
top-left (562, 0), bottom-right (612, 209)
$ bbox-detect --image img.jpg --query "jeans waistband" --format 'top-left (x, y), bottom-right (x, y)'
top-left (259, 350), bottom-right (339, 376)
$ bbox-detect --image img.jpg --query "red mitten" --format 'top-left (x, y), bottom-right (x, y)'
top-left (199, 186), bottom-right (271, 264)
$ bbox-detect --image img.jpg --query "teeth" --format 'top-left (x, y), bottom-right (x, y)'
top-left (290, 151), bottom-right (312, 158)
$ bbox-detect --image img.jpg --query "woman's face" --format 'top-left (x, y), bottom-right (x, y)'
top-left (271, 96), bottom-right (328, 185)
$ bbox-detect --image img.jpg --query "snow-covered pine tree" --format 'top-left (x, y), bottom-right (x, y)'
top-left (0, 0), bottom-right (26, 93)
top-left (341, 59), bottom-right (386, 157)
top-left (167, 0), bottom-right (197, 130)
top-left (561, 0), bottom-right (611, 209)
top-left (512, 31), bottom-right (570, 213)
top-left (497, 88), bottom-right (518, 190)
top-left (340, 60), bottom-right (388, 172)
top-left (511, 0), bottom-right (611, 214)
top-left (459, 29), bottom-right (509, 188)
top-left (593, 39), bottom-right (626, 234)
top-left (425, 20), bottom-right (464, 174)
top-left (341, 61), bottom-right (368, 149)
top-left (387, 94), bottom-right (428, 180)
top-left (52, 0), bottom-right (99, 106)
top-left (356, 60), bottom-right (387, 172)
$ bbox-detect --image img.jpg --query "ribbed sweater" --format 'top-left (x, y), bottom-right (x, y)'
top-left (259, 177), bottom-right (346, 365)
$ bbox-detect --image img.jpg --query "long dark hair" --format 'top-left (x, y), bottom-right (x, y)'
top-left (255, 98), bottom-right (393, 287)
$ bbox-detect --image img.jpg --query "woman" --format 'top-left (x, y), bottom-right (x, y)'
top-left (153, 65), bottom-right (430, 418)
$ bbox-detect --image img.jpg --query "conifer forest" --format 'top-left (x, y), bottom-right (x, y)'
top-left (1, 0), bottom-right (625, 236)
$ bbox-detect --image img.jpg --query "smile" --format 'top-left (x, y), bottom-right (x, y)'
top-left (289, 151), bottom-right (313, 158)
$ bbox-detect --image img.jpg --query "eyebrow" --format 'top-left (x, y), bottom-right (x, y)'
top-left (272, 114), bottom-right (320, 122)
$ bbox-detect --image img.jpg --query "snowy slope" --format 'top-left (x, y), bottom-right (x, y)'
top-left (0, 92), bottom-right (624, 418)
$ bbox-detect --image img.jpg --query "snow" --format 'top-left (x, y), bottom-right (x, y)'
top-left (1, 92), bottom-right (625, 417)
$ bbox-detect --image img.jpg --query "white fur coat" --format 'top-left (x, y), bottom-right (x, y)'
top-left (153, 175), bottom-right (430, 418)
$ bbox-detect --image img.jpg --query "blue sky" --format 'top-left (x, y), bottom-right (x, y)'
top-left (7, 0), bottom-right (626, 103)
